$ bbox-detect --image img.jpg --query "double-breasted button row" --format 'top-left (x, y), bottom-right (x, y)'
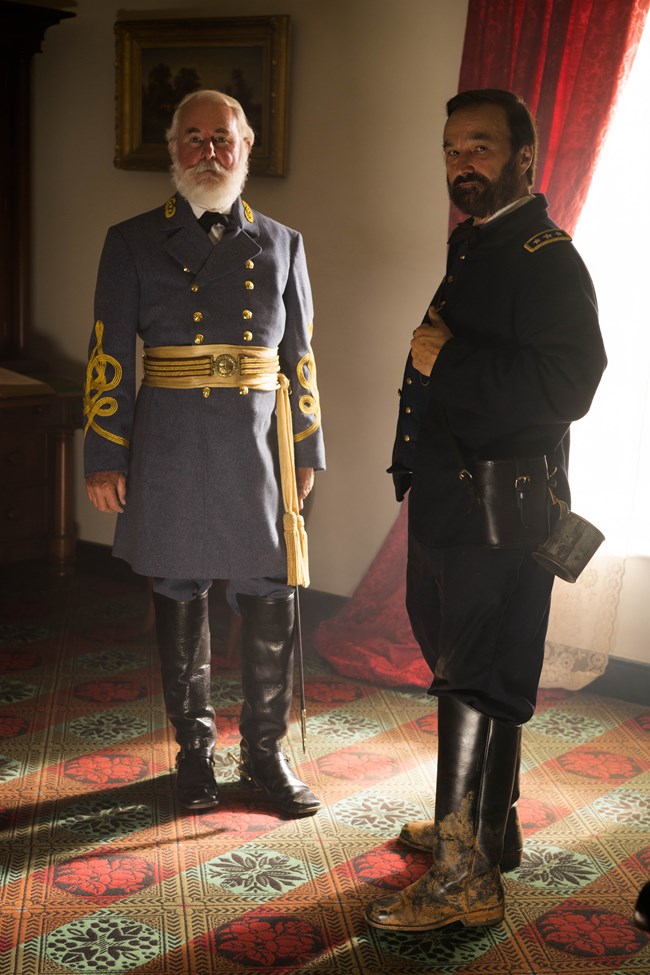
top-left (183, 261), bottom-right (257, 344)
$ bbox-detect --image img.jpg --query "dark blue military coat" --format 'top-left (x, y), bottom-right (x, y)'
top-left (84, 195), bottom-right (325, 580)
top-left (391, 194), bottom-right (606, 547)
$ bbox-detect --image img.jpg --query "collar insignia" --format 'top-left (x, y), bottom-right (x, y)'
top-left (242, 200), bottom-right (254, 223)
top-left (164, 197), bottom-right (177, 219)
top-left (524, 229), bottom-right (571, 252)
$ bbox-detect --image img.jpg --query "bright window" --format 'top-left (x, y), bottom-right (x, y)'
top-left (571, 21), bottom-right (650, 558)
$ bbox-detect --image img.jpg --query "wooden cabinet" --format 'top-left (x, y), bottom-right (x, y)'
top-left (0, 386), bottom-right (81, 572)
top-left (0, 3), bottom-right (78, 572)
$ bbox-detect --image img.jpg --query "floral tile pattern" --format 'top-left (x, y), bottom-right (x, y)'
top-left (0, 563), bottom-right (649, 974)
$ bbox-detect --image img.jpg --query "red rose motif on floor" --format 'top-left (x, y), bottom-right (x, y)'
top-left (534, 905), bottom-right (648, 960)
top-left (0, 715), bottom-right (29, 738)
top-left (197, 807), bottom-right (280, 833)
top-left (52, 854), bottom-right (156, 897)
top-left (0, 651), bottom-right (43, 671)
top-left (215, 915), bottom-right (325, 967)
top-left (316, 749), bottom-right (399, 781)
top-left (518, 796), bottom-right (565, 834)
top-left (63, 753), bottom-right (149, 784)
top-left (306, 681), bottom-right (364, 704)
top-left (73, 681), bottom-right (147, 703)
top-left (215, 713), bottom-right (239, 741)
top-left (415, 712), bottom-right (439, 735)
top-left (555, 749), bottom-right (647, 783)
top-left (353, 847), bottom-right (429, 889)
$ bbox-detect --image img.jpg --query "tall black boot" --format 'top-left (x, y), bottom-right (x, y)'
top-left (237, 593), bottom-right (320, 817)
top-left (366, 696), bottom-right (520, 932)
top-left (153, 591), bottom-right (219, 810)
top-left (635, 881), bottom-right (650, 931)
top-left (398, 732), bottom-right (523, 871)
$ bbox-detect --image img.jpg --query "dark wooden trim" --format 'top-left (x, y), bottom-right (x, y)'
top-left (589, 657), bottom-right (650, 707)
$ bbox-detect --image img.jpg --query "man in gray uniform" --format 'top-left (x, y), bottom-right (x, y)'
top-left (84, 90), bottom-right (325, 816)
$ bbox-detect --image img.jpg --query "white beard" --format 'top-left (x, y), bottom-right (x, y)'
top-left (171, 157), bottom-right (249, 211)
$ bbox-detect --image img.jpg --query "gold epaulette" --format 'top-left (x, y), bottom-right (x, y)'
top-left (524, 229), bottom-right (572, 252)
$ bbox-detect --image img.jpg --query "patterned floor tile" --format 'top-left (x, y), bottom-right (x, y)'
top-left (1, 564), bottom-right (649, 974)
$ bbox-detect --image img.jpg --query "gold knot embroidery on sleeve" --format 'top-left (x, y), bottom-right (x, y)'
top-left (83, 320), bottom-right (129, 447)
top-left (294, 338), bottom-right (321, 443)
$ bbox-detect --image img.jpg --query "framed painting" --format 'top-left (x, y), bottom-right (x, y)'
top-left (114, 15), bottom-right (291, 176)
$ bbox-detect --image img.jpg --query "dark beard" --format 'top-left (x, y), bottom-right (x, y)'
top-left (447, 154), bottom-right (522, 218)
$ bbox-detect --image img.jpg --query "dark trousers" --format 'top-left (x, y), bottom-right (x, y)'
top-left (406, 527), bottom-right (554, 724)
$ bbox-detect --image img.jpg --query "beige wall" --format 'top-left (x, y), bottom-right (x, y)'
top-left (31, 0), bottom-right (468, 596)
top-left (28, 0), bottom-right (650, 668)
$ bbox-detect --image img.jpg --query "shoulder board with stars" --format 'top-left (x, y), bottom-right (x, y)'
top-left (524, 228), bottom-right (572, 252)
top-left (242, 200), bottom-right (255, 223)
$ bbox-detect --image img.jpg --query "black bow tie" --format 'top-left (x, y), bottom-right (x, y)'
top-left (198, 211), bottom-right (229, 233)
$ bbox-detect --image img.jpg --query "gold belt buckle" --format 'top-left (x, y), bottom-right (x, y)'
top-left (212, 353), bottom-right (238, 378)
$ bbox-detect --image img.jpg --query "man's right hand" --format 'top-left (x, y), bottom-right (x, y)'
top-left (85, 471), bottom-right (127, 513)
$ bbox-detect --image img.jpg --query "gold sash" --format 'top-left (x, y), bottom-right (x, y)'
top-left (141, 344), bottom-right (309, 587)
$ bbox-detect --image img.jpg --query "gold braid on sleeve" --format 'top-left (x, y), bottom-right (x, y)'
top-left (293, 341), bottom-right (321, 444)
top-left (83, 320), bottom-right (130, 447)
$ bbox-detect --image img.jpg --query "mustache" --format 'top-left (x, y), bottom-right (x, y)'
top-left (193, 159), bottom-right (227, 176)
top-left (453, 173), bottom-right (490, 189)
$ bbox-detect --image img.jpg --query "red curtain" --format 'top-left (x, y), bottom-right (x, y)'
top-left (314, 0), bottom-right (650, 688)
top-left (457, 0), bottom-right (650, 234)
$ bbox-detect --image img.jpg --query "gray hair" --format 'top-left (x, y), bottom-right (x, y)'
top-left (166, 89), bottom-right (255, 147)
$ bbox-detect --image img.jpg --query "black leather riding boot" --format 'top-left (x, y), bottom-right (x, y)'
top-left (237, 593), bottom-right (320, 816)
top-left (635, 881), bottom-right (650, 931)
top-left (366, 696), bottom-right (521, 932)
top-left (153, 591), bottom-right (219, 810)
top-left (398, 731), bottom-right (523, 871)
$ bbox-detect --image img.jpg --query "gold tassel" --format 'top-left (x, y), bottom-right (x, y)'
top-left (284, 511), bottom-right (310, 588)
top-left (277, 375), bottom-right (310, 588)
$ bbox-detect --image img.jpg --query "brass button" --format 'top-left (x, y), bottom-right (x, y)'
top-left (406, 377), bottom-right (413, 385)
top-left (191, 283), bottom-right (199, 292)
top-left (242, 309), bottom-right (253, 320)
top-left (447, 275), bottom-right (454, 283)
top-left (183, 267), bottom-right (190, 273)
top-left (193, 311), bottom-right (203, 323)
top-left (245, 259), bottom-right (255, 269)
top-left (244, 280), bottom-right (254, 290)
top-left (460, 255), bottom-right (466, 261)
top-left (194, 334), bottom-right (204, 344)
top-left (239, 385), bottom-right (249, 396)
top-left (403, 434), bottom-right (411, 442)
top-left (405, 406), bottom-right (412, 414)
top-left (243, 330), bottom-right (253, 342)
top-left (202, 387), bottom-right (211, 398)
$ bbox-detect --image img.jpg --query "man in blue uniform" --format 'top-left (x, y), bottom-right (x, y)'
top-left (366, 90), bottom-right (605, 931)
top-left (84, 90), bottom-right (324, 816)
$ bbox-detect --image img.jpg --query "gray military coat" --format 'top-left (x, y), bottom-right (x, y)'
top-left (84, 194), bottom-right (325, 581)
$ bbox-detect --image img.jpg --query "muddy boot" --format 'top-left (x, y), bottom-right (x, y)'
top-left (154, 591), bottom-right (219, 810)
top-left (399, 733), bottom-right (523, 871)
top-left (237, 593), bottom-right (320, 817)
top-left (365, 696), bottom-right (520, 932)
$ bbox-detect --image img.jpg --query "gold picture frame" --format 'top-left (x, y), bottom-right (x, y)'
top-left (114, 15), bottom-right (291, 177)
